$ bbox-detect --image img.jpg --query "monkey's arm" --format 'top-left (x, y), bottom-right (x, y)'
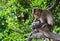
top-left (46, 11), bottom-right (54, 26)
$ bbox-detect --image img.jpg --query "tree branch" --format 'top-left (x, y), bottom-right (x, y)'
top-left (27, 28), bottom-right (60, 41)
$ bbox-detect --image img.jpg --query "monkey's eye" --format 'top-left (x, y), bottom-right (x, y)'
top-left (34, 13), bottom-right (40, 16)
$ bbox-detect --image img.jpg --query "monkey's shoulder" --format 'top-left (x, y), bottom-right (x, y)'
top-left (41, 9), bottom-right (52, 15)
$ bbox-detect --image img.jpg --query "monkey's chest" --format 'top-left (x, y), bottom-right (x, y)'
top-left (39, 16), bottom-right (47, 23)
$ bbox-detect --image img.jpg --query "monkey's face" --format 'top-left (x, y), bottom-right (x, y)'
top-left (32, 8), bottom-right (42, 19)
top-left (34, 12), bottom-right (41, 19)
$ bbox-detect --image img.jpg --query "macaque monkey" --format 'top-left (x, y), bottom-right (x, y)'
top-left (28, 8), bottom-right (54, 41)
top-left (27, 8), bottom-right (54, 41)
top-left (32, 8), bottom-right (54, 32)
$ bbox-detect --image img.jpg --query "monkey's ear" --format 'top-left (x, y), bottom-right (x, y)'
top-left (32, 8), bottom-right (36, 14)
top-left (32, 8), bottom-right (43, 14)
top-left (39, 9), bottom-right (43, 13)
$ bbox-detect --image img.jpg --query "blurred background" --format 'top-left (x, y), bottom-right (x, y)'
top-left (0, 0), bottom-right (60, 41)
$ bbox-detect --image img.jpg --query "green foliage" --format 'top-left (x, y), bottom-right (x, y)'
top-left (0, 0), bottom-right (60, 41)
